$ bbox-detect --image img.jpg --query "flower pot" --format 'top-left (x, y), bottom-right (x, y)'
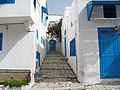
top-left (3, 85), bottom-right (29, 90)
top-left (0, 85), bottom-right (5, 90)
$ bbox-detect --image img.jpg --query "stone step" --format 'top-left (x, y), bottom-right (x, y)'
top-left (40, 70), bottom-right (77, 78)
top-left (39, 77), bottom-right (78, 83)
top-left (45, 57), bottom-right (67, 59)
top-left (30, 82), bottom-right (85, 90)
top-left (42, 60), bottom-right (68, 64)
top-left (46, 55), bottom-right (63, 57)
top-left (40, 64), bottom-right (72, 70)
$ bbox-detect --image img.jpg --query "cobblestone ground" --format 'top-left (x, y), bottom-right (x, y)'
top-left (30, 51), bottom-right (120, 90)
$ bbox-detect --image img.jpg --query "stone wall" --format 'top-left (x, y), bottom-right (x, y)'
top-left (0, 69), bottom-right (31, 82)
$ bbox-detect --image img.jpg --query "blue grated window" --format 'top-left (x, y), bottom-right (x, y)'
top-left (103, 5), bottom-right (116, 18)
top-left (0, 0), bottom-right (15, 4)
top-left (70, 38), bottom-right (76, 56)
top-left (0, 33), bottom-right (3, 51)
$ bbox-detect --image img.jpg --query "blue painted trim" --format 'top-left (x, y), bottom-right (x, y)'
top-left (87, 3), bottom-right (94, 21)
top-left (42, 6), bottom-right (48, 14)
top-left (87, 1), bottom-right (120, 21)
top-left (88, 1), bottom-right (120, 5)
top-left (41, 37), bottom-right (45, 46)
top-left (0, 0), bottom-right (15, 4)
top-left (0, 33), bottom-right (3, 51)
top-left (36, 30), bottom-right (38, 39)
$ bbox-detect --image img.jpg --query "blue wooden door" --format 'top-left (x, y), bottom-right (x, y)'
top-left (64, 37), bottom-right (67, 56)
top-left (98, 27), bottom-right (120, 79)
top-left (49, 40), bottom-right (56, 51)
top-left (36, 52), bottom-right (40, 69)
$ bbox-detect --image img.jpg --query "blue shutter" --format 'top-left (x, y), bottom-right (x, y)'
top-left (70, 38), bottom-right (76, 56)
top-left (0, 0), bottom-right (15, 4)
top-left (34, 0), bottom-right (36, 9)
top-left (6, 0), bottom-right (15, 4)
top-left (0, 0), bottom-right (5, 4)
top-left (0, 33), bottom-right (3, 51)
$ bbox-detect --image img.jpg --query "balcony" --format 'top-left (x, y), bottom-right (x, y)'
top-left (87, 0), bottom-right (120, 20)
top-left (0, 0), bottom-right (35, 24)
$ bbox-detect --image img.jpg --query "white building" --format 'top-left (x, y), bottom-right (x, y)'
top-left (47, 14), bottom-right (63, 52)
top-left (0, 0), bottom-right (48, 84)
top-left (62, 0), bottom-right (120, 84)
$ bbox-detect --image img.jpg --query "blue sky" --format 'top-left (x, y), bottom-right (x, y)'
top-left (47, 0), bottom-right (72, 15)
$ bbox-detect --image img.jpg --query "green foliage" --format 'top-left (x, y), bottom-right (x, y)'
top-left (47, 19), bottom-right (62, 42)
top-left (2, 80), bottom-right (28, 88)
top-left (0, 81), bottom-right (4, 85)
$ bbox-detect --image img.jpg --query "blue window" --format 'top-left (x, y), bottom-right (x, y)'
top-left (34, 0), bottom-right (36, 9)
top-left (70, 38), bottom-right (76, 56)
top-left (64, 30), bottom-right (66, 36)
top-left (0, 0), bottom-right (15, 4)
top-left (41, 37), bottom-right (45, 46)
top-left (36, 30), bottom-right (38, 39)
top-left (36, 51), bottom-right (40, 68)
top-left (0, 33), bottom-right (3, 51)
top-left (103, 5), bottom-right (116, 18)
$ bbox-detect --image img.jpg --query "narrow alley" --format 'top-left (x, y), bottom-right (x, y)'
top-left (30, 51), bottom-right (84, 90)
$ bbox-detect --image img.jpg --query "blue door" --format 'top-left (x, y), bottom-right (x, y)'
top-left (36, 52), bottom-right (40, 69)
top-left (49, 40), bottom-right (56, 51)
top-left (98, 27), bottom-right (120, 79)
top-left (64, 37), bottom-right (67, 56)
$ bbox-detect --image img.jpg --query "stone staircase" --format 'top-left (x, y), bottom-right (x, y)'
top-left (40, 51), bottom-right (77, 82)
top-left (31, 51), bottom-right (85, 90)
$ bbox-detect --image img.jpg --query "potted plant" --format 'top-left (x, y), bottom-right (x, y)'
top-left (0, 80), bottom-right (29, 90)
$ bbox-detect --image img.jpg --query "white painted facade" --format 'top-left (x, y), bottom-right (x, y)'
top-left (62, 0), bottom-right (120, 84)
top-left (47, 14), bottom-right (63, 52)
top-left (0, 0), bottom-right (48, 84)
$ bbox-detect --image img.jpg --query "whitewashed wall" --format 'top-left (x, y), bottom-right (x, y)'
top-left (0, 24), bottom-right (35, 83)
top-left (0, 0), bottom-right (35, 24)
top-left (35, 0), bottom-right (47, 65)
top-left (62, 3), bottom-right (78, 75)
top-left (0, 0), bottom-right (48, 84)
top-left (63, 0), bottom-right (120, 84)
top-left (77, 0), bottom-right (120, 84)
top-left (47, 14), bottom-right (63, 26)
top-left (62, 7), bottom-right (70, 56)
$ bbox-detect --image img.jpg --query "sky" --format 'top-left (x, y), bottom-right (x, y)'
top-left (47, 0), bottom-right (73, 15)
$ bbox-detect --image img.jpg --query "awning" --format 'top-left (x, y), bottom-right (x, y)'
top-left (87, 1), bottom-right (120, 21)
top-left (42, 6), bottom-right (48, 15)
